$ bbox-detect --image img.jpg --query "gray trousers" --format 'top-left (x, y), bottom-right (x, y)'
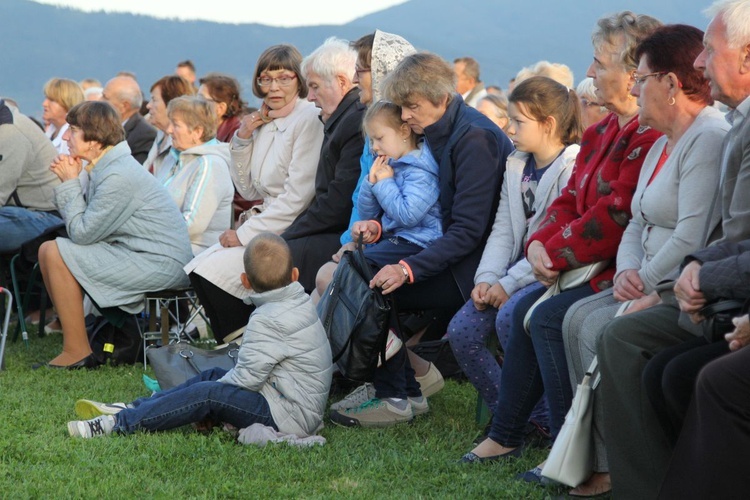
top-left (597, 303), bottom-right (697, 499)
top-left (562, 288), bottom-right (620, 472)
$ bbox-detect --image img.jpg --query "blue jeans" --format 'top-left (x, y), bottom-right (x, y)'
top-left (488, 283), bottom-right (595, 447)
top-left (0, 206), bottom-right (63, 252)
top-left (114, 368), bottom-right (276, 434)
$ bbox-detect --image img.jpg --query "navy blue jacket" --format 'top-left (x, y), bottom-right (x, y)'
top-left (401, 95), bottom-right (512, 299)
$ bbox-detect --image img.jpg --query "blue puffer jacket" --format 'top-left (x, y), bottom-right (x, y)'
top-left (357, 141), bottom-right (442, 248)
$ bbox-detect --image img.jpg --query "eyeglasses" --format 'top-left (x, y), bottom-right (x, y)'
top-left (354, 66), bottom-right (371, 77)
top-left (634, 72), bottom-right (667, 85)
top-left (257, 75), bottom-right (297, 87)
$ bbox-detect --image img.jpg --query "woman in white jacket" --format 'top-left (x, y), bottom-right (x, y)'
top-left (447, 76), bottom-right (582, 426)
top-left (185, 44), bottom-right (324, 343)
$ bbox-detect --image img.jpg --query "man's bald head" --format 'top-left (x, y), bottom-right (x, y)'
top-left (103, 75), bottom-right (142, 120)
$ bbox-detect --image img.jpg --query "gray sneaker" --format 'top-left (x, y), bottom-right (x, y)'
top-left (75, 399), bottom-right (130, 419)
top-left (330, 398), bottom-right (413, 428)
top-left (409, 395), bottom-right (429, 417)
top-left (68, 415), bottom-right (116, 438)
top-left (330, 383), bottom-right (376, 411)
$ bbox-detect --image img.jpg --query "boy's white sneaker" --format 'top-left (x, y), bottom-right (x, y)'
top-left (68, 415), bottom-right (116, 438)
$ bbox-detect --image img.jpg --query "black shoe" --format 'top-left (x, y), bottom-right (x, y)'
top-left (458, 445), bottom-right (523, 464)
top-left (33, 354), bottom-right (101, 370)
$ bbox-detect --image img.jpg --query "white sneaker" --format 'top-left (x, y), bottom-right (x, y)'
top-left (330, 383), bottom-right (376, 411)
top-left (415, 362), bottom-right (445, 397)
top-left (75, 399), bottom-right (130, 419)
top-left (409, 395), bottom-right (430, 417)
top-left (377, 330), bottom-right (403, 367)
top-left (330, 398), bottom-right (414, 428)
top-left (68, 415), bottom-right (116, 438)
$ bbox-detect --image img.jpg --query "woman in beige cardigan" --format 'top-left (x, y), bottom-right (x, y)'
top-left (185, 44), bottom-right (323, 343)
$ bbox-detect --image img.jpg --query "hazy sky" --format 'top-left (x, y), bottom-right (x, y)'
top-left (32, 0), bottom-right (408, 26)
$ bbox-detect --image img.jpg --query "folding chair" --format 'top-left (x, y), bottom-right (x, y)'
top-left (142, 287), bottom-right (209, 367)
top-left (0, 288), bottom-right (13, 370)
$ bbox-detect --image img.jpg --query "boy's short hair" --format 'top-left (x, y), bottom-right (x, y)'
top-left (243, 233), bottom-right (294, 293)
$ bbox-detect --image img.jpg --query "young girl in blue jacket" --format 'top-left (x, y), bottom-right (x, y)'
top-left (353, 100), bottom-right (441, 269)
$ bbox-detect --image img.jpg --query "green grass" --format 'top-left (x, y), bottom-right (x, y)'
top-left (0, 327), bottom-right (561, 499)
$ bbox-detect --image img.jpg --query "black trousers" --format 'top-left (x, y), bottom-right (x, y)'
top-left (189, 273), bottom-right (253, 344)
top-left (658, 346), bottom-right (750, 499)
top-left (643, 335), bottom-right (729, 444)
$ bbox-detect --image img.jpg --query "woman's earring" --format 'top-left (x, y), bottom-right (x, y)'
top-left (667, 96), bottom-right (676, 106)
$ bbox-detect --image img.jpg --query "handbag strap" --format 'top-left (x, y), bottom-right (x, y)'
top-left (700, 299), bottom-right (745, 317)
top-left (585, 356), bottom-right (601, 390)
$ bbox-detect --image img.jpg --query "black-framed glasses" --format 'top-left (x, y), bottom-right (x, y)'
top-left (354, 66), bottom-right (371, 77)
top-left (257, 75), bottom-right (297, 87)
top-left (634, 72), bottom-right (667, 85)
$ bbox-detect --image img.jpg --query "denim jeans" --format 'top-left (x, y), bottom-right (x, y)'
top-left (488, 283), bottom-right (595, 447)
top-left (114, 368), bottom-right (276, 434)
top-left (0, 206), bottom-right (63, 252)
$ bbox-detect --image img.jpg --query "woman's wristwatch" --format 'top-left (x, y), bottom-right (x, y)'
top-left (398, 263), bottom-right (410, 284)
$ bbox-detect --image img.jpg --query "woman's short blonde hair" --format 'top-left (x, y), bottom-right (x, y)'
top-left (592, 11), bottom-right (662, 70)
top-left (43, 78), bottom-right (84, 111)
top-left (381, 52), bottom-right (455, 107)
top-left (167, 96), bottom-right (217, 143)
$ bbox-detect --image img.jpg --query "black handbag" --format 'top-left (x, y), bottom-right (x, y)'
top-left (87, 315), bottom-right (144, 366)
top-left (317, 238), bottom-right (392, 382)
top-left (700, 299), bottom-right (747, 343)
top-left (145, 341), bottom-right (240, 390)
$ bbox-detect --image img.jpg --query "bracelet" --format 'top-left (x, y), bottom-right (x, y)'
top-left (398, 263), bottom-right (410, 283)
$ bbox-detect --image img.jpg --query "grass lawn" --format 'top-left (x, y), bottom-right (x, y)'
top-left (0, 327), bottom-right (561, 499)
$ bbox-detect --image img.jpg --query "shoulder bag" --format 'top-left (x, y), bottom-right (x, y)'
top-left (146, 341), bottom-right (240, 390)
top-left (542, 357), bottom-right (600, 487)
top-left (524, 261), bottom-right (609, 333)
top-left (317, 236), bottom-right (392, 382)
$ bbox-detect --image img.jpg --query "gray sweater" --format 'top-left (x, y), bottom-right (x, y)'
top-left (0, 102), bottom-right (59, 211)
top-left (616, 106), bottom-right (730, 292)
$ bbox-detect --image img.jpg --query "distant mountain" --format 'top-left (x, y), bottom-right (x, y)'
top-left (1, 0), bottom-right (709, 119)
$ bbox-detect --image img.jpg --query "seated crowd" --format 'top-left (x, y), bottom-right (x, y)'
top-left (2, 0), bottom-right (750, 497)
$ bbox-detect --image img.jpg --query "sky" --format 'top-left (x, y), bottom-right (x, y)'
top-left (32, 0), bottom-right (408, 26)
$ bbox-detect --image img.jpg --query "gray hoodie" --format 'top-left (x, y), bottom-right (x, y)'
top-left (156, 138), bottom-right (234, 255)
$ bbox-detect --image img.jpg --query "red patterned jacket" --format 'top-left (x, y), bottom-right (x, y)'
top-left (527, 113), bottom-right (663, 291)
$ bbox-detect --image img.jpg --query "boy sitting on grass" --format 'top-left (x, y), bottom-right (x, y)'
top-left (68, 233), bottom-right (333, 439)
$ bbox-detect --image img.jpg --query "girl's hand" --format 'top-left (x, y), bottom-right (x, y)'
top-left (471, 282), bottom-right (491, 310)
top-left (485, 283), bottom-right (510, 309)
top-left (50, 154), bottom-right (82, 182)
top-left (351, 221), bottom-right (379, 244)
top-left (613, 269), bottom-right (646, 301)
top-left (527, 240), bottom-right (559, 286)
top-left (369, 156), bottom-right (394, 183)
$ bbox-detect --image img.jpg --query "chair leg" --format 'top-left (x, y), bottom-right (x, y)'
top-left (9, 255), bottom-right (29, 346)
